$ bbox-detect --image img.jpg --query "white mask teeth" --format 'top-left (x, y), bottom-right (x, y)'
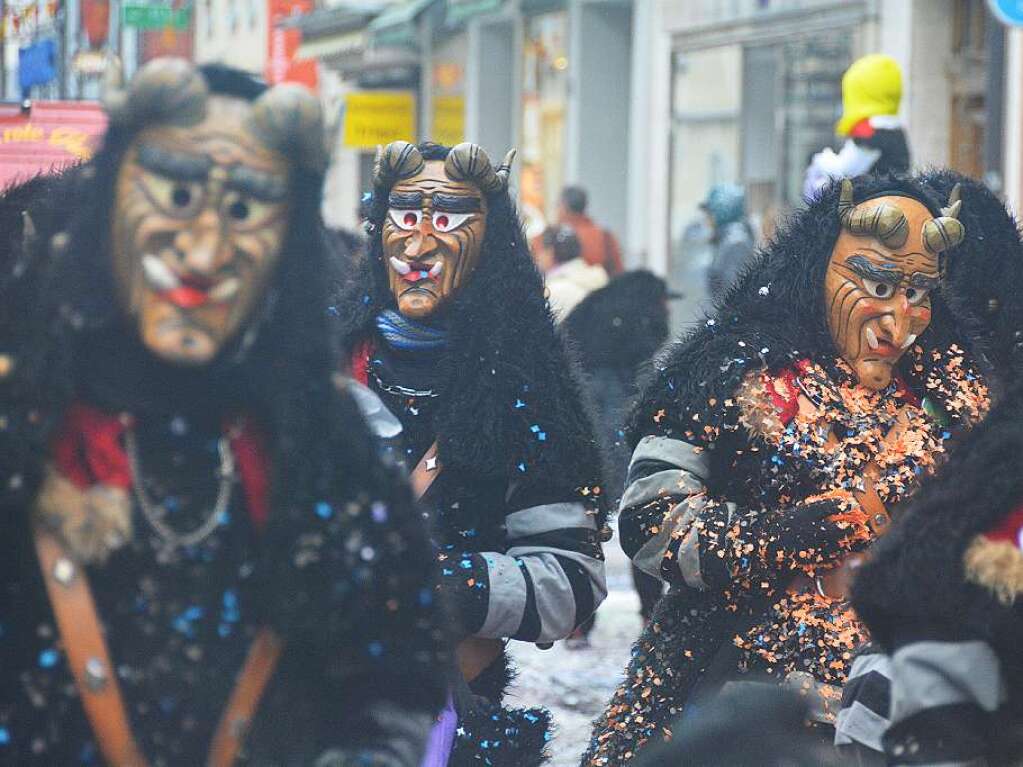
top-left (428, 261), bottom-right (443, 277)
top-left (388, 256), bottom-right (411, 275)
top-left (209, 277), bottom-right (240, 303)
top-left (864, 326), bottom-right (880, 350)
top-left (142, 255), bottom-right (180, 291)
top-left (902, 333), bottom-right (917, 350)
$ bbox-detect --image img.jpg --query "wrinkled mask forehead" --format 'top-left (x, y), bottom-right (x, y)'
top-left (111, 93), bottom-right (292, 366)
top-left (381, 159), bottom-right (488, 320)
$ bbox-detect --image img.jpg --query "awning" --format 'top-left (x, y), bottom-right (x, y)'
top-left (445, 0), bottom-right (503, 26)
top-left (296, 29), bottom-right (368, 62)
top-left (368, 0), bottom-right (435, 49)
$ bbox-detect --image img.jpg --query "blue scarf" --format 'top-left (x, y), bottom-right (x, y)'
top-left (375, 309), bottom-right (448, 352)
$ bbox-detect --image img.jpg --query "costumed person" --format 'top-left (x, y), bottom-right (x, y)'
top-left (804, 54), bottom-right (911, 200)
top-left (581, 174), bottom-right (991, 766)
top-left (702, 184), bottom-right (756, 300)
top-left (0, 60), bottom-right (449, 765)
top-left (852, 385), bottom-right (1023, 765)
top-left (336, 140), bottom-right (609, 767)
top-left (831, 168), bottom-right (1023, 758)
top-left (544, 224), bottom-right (609, 322)
top-left (561, 270), bottom-right (673, 629)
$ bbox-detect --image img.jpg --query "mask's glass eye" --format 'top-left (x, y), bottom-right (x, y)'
top-left (140, 173), bottom-right (204, 218)
top-left (389, 209), bottom-right (422, 231)
top-left (905, 287), bottom-right (930, 305)
top-left (863, 278), bottom-right (894, 299)
top-left (431, 212), bottom-right (472, 232)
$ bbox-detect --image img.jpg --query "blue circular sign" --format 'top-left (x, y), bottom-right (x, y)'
top-left (989, 0), bottom-right (1023, 26)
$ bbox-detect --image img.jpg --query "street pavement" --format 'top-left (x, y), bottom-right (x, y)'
top-left (508, 526), bottom-right (646, 766)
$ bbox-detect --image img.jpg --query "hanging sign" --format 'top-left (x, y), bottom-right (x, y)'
top-left (123, 4), bottom-right (190, 28)
top-left (266, 0), bottom-right (318, 89)
top-left (343, 91), bottom-right (416, 149)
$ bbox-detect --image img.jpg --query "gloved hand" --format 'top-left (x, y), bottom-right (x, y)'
top-left (755, 500), bottom-right (850, 570)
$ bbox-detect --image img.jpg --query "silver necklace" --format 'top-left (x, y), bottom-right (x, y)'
top-left (125, 426), bottom-right (236, 550)
top-left (370, 369), bottom-right (439, 398)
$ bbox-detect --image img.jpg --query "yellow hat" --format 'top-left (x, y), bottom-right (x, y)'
top-left (836, 54), bottom-right (902, 137)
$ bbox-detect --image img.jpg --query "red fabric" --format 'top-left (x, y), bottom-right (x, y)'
top-left (51, 403), bottom-right (132, 490)
top-left (765, 365), bottom-right (802, 426)
top-left (350, 339), bottom-right (374, 386)
top-left (230, 418), bottom-right (271, 533)
top-left (51, 402), bottom-right (272, 532)
top-left (848, 119), bottom-right (875, 139)
top-left (982, 503), bottom-right (1023, 548)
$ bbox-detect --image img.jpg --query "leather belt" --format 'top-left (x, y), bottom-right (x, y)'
top-left (34, 523), bottom-right (282, 767)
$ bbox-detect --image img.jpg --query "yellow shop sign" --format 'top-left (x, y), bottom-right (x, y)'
top-left (343, 91), bottom-right (416, 149)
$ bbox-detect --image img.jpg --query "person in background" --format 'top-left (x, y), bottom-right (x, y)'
top-left (559, 185), bottom-right (624, 276)
top-left (544, 224), bottom-right (609, 321)
top-left (561, 271), bottom-right (674, 637)
top-left (804, 53), bottom-right (911, 200)
top-left (703, 184), bottom-right (756, 300)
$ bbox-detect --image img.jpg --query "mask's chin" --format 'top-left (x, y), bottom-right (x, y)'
top-left (851, 357), bottom-right (894, 391)
top-left (396, 286), bottom-right (442, 319)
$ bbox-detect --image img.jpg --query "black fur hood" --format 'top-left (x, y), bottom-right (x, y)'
top-left (334, 145), bottom-right (606, 519)
top-left (628, 174), bottom-right (981, 448)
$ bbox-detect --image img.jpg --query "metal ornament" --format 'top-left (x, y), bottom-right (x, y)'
top-left (125, 428), bottom-right (236, 550)
top-left (84, 656), bottom-right (108, 692)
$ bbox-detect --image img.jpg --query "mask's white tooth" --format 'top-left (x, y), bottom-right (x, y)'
top-left (429, 261), bottom-right (443, 277)
top-left (209, 277), bottom-right (240, 302)
top-left (389, 256), bottom-right (411, 275)
top-left (865, 326), bottom-right (879, 350)
top-left (142, 255), bottom-right (180, 291)
top-left (902, 333), bottom-right (917, 350)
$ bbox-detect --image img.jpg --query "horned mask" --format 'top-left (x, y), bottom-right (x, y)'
top-left (373, 141), bottom-right (517, 320)
top-left (106, 57), bottom-right (327, 366)
top-left (825, 181), bottom-right (966, 390)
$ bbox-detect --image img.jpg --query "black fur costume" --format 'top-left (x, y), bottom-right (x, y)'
top-left (0, 67), bottom-right (448, 764)
top-left (853, 386), bottom-right (1023, 764)
top-left (920, 168), bottom-right (1023, 386)
top-left (582, 175), bottom-right (990, 766)
top-left (336, 143), bottom-right (608, 767)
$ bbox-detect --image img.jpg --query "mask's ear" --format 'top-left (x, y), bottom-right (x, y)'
top-left (923, 184), bottom-right (965, 255)
top-left (248, 83), bottom-right (328, 174)
top-left (104, 57), bottom-right (208, 130)
top-left (372, 141), bottom-right (425, 192)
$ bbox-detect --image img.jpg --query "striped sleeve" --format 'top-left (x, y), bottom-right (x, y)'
top-left (438, 501), bottom-right (607, 644)
top-left (835, 649), bottom-right (892, 753)
top-left (880, 640), bottom-right (1004, 765)
top-left (618, 434), bottom-right (751, 589)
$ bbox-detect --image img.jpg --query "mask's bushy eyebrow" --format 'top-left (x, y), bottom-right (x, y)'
top-left (389, 191), bottom-right (423, 208)
top-left (845, 254), bottom-right (903, 285)
top-left (228, 166), bottom-right (288, 202)
top-left (908, 273), bottom-right (940, 290)
top-left (137, 144), bottom-right (212, 182)
top-left (432, 193), bottom-right (481, 213)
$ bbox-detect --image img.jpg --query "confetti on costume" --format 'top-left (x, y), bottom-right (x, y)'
top-left (581, 175), bottom-right (991, 766)
top-left (0, 61), bottom-right (448, 764)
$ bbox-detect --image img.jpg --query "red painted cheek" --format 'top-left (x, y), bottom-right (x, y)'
top-left (908, 305), bottom-right (931, 327)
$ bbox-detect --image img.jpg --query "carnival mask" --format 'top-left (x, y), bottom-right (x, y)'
top-left (107, 58), bottom-right (325, 365)
top-left (824, 180), bottom-right (964, 390)
top-left (375, 141), bottom-right (514, 319)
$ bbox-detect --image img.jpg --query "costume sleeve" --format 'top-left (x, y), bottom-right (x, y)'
top-left (438, 490), bottom-right (607, 644)
top-left (881, 639), bottom-right (1003, 765)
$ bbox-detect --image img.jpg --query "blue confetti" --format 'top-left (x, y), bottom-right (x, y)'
top-left (517, 462), bottom-right (526, 473)
top-left (0, 728), bottom-right (12, 746)
top-left (315, 501), bottom-right (333, 520)
top-left (367, 640), bottom-right (384, 657)
top-left (38, 649), bottom-right (58, 668)
top-left (514, 399), bottom-right (526, 409)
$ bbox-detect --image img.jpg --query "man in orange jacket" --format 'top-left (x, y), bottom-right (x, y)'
top-left (559, 185), bottom-right (624, 276)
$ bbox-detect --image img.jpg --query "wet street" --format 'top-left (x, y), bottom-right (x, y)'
top-left (509, 527), bottom-right (645, 766)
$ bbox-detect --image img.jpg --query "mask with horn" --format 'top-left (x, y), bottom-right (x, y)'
top-left (374, 141), bottom-right (516, 320)
top-left (107, 58), bottom-right (326, 366)
top-left (824, 180), bottom-right (965, 390)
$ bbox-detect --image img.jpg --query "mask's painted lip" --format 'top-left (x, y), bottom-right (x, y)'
top-left (391, 257), bottom-right (443, 283)
top-left (162, 285), bottom-right (210, 308)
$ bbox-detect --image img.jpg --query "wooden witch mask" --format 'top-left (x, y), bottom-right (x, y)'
top-left (374, 141), bottom-right (515, 319)
top-left (107, 58), bottom-right (325, 365)
top-left (824, 179), bottom-right (964, 390)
